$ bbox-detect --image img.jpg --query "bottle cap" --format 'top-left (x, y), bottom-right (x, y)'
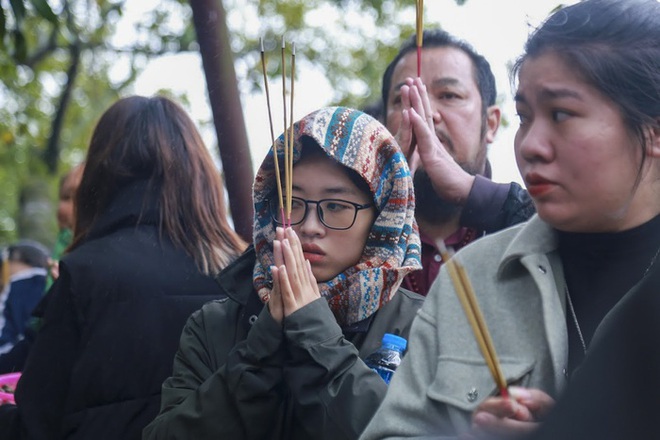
top-left (382, 333), bottom-right (407, 351)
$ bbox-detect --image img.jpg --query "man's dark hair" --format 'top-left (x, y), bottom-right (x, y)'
top-left (381, 29), bottom-right (497, 117)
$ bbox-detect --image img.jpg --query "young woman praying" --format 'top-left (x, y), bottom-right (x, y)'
top-left (144, 106), bottom-right (422, 440)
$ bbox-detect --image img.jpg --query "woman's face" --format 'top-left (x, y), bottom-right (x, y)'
top-left (288, 154), bottom-right (376, 282)
top-left (514, 51), bottom-right (660, 232)
top-left (56, 173), bottom-right (82, 230)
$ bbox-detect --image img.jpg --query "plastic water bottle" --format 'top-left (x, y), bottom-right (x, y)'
top-left (364, 333), bottom-right (407, 385)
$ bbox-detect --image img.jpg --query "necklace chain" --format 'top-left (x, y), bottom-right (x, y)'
top-left (564, 246), bottom-right (660, 355)
top-left (565, 286), bottom-right (587, 355)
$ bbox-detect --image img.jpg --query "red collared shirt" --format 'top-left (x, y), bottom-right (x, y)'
top-left (401, 227), bottom-right (480, 296)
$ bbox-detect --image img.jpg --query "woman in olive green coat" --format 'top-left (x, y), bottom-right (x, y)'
top-left (144, 107), bottom-right (423, 440)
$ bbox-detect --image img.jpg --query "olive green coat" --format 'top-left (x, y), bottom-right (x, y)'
top-left (143, 248), bottom-right (424, 440)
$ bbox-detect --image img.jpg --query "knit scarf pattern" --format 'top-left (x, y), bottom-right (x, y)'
top-left (252, 106), bottom-right (421, 327)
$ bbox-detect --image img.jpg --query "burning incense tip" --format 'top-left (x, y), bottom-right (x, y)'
top-left (282, 36), bottom-right (285, 49)
top-left (292, 42), bottom-right (296, 55)
top-left (260, 37), bottom-right (264, 53)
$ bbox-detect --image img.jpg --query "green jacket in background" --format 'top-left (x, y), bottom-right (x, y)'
top-left (44, 228), bottom-right (72, 291)
top-left (143, 247), bottom-right (424, 440)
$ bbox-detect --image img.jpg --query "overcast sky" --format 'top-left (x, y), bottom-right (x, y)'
top-left (129, 0), bottom-right (578, 185)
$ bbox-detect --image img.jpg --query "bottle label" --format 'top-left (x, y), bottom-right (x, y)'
top-left (371, 366), bottom-right (396, 385)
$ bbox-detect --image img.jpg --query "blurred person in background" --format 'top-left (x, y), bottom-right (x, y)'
top-left (47, 163), bottom-right (85, 288)
top-left (0, 95), bottom-right (246, 440)
top-left (0, 164), bottom-right (85, 374)
top-left (0, 241), bottom-right (49, 355)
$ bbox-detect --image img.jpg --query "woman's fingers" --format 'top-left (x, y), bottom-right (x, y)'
top-left (285, 228), bottom-right (307, 282)
top-left (281, 238), bottom-right (302, 296)
top-left (306, 260), bottom-right (320, 297)
top-left (509, 387), bottom-right (556, 420)
top-left (277, 229), bottom-right (321, 317)
top-left (268, 266), bottom-right (284, 324)
top-left (278, 265), bottom-right (297, 314)
top-left (471, 395), bottom-right (539, 439)
top-left (472, 411), bottom-right (541, 438)
top-left (474, 396), bottom-right (532, 421)
top-left (273, 237), bottom-right (284, 268)
top-left (286, 228), bottom-right (316, 289)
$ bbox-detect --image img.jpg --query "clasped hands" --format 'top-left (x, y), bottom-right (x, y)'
top-left (268, 227), bottom-right (321, 324)
top-left (395, 76), bottom-right (474, 205)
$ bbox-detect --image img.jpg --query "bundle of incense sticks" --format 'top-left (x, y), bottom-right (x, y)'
top-left (260, 37), bottom-right (295, 227)
top-left (438, 242), bottom-right (509, 399)
top-left (416, 0), bottom-right (424, 77)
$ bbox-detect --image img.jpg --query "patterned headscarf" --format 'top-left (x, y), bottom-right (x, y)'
top-left (252, 107), bottom-right (421, 327)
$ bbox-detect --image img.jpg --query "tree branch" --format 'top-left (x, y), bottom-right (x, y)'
top-left (43, 40), bottom-right (81, 175)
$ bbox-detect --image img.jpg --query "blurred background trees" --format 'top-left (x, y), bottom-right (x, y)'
top-left (0, 0), bottom-right (465, 245)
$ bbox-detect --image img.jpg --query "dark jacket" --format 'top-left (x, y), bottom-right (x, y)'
top-left (525, 258), bottom-right (660, 440)
top-left (143, 247), bottom-right (425, 440)
top-left (461, 176), bottom-right (535, 234)
top-left (0, 182), bottom-right (226, 440)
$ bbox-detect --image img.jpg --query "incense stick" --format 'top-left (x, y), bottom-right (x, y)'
top-left (416, 0), bottom-right (424, 77)
top-left (281, 37), bottom-right (291, 227)
top-left (438, 243), bottom-right (509, 399)
top-left (287, 42), bottom-right (296, 225)
top-left (260, 37), bottom-right (285, 224)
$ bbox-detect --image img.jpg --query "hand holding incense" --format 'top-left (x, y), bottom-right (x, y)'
top-left (438, 242), bottom-right (509, 399)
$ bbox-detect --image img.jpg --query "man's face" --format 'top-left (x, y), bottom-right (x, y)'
top-left (385, 46), bottom-right (498, 223)
top-left (385, 46), bottom-right (494, 175)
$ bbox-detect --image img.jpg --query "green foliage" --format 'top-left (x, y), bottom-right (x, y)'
top-left (27, 0), bottom-right (57, 22)
top-left (0, 0), bottom-right (472, 247)
top-left (231, 0), bottom-right (454, 109)
top-left (0, 0), bottom-right (192, 247)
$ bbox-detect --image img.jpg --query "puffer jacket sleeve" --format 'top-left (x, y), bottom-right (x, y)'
top-left (283, 298), bottom-right (388, 440)
top-left (0, 264), bottom-right (81, 439)
top-left (143, 301), bottom-right (286, 439)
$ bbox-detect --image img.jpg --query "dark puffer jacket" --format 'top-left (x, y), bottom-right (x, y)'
top-left (143, 247), bottom-right (425, 440)
top-left (0, 182), bottom-right (227, 440)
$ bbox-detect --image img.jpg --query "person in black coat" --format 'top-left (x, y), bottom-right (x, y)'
top-left (0, 95), bottom-right (246, 439)
top-left (522, 256), bottom-right (660, 440)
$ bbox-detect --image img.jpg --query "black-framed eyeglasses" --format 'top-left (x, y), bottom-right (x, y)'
top-left (268, 196), bottom-right (374, 230)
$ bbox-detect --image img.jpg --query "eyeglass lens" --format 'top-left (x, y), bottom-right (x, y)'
top-left (270, 198), bottom-right (359, 229)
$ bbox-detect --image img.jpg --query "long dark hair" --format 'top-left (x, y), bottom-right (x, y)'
top-left (71, 95), bottom-right (246, 274)
top-left (512, 0), bottom-right (660, 181)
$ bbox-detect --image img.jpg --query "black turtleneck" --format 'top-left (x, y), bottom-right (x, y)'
top-left (557, 214), bottom-right (660, 375)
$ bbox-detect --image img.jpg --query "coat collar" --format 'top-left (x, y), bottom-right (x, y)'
top-left (214, 246), bottom-right (267, 334)
top-left (214, 246), bottom-right (258, 307)
top-left (87, 180), bottom-right (160, 242)
top-left (498, 215), bottom-right (558, 277)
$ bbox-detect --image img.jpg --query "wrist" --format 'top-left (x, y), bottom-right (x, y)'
top-left (432, 174), bottom-right (475, 205)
